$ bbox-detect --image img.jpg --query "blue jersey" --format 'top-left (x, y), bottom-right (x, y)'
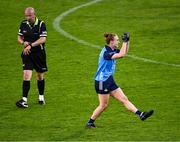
top-left (94, 45), bottom-right (120, 81)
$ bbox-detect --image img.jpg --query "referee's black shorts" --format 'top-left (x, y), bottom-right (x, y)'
top-left (95, 76), bottom-right (119, 94)
top-left (21, 50), bottom-right (48, 73)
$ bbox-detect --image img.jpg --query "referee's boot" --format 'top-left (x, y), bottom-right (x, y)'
top-left (140, 110), bottom-right (154, 121)
top-left (86, 123), bottom-right (96, 128)
top-left (38, 95), bottom-right (46, 105)
top-left (16, 99), bottom-right (28, 108)
top-left (38, 100), bottom-right (45, 105)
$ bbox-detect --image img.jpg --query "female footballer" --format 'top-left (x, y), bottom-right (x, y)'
top-left (86, 33), bottom-right (154, 128)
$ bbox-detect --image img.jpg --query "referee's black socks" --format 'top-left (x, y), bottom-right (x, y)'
top-left (22, 80), bottom-right (30, 99)
top-left (38, 79), bottom-right (45, 96)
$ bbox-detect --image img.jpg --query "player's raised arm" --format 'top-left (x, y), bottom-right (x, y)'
top-left (111, 33), bottom-right (130, 59)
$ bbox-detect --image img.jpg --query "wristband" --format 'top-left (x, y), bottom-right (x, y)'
top-left (24, 43), bottom-right (32, 48)
top-left (29, 43), bottom-right (33, 48)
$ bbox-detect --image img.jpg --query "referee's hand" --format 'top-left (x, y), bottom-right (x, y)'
top-left (23, 41), bottom-right (29, 48)
top-left (23, 45), bottom-right (31, 55)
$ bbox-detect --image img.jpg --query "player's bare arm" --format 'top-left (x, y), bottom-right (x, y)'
top-left (111, 42), bottom-right (129, 59)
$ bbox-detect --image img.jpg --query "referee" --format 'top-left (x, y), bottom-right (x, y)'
top-left (16, 7), bottom-right (48, 108)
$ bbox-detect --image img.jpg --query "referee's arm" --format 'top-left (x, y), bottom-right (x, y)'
top-left (18, 35), bottom-right (30, 48)
top-left (31, 21), bottom-right (47, 47)
top-left (17, 35), bottom-right (24, 44)
top-left (31, 37), bottom-right (46, 47)
top-left (18, 35), bottom-right (46, 47)
top-left (17, 32), bottom-right (46, 47)
top-left (17, 33), bottom-right (46, 46)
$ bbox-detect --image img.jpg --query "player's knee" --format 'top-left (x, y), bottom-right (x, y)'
top-left (100, 103), bottom-right (108, 110)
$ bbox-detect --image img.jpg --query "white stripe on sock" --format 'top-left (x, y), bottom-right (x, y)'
top-left (39, 95), bottom-right (44, 101)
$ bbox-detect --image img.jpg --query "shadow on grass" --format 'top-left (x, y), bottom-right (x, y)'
top-left (55, 126), bottom-right (96, 141)
top-left (62, 128), bottom-right (85, 141)
top-left (0, 106), bottom-right (21, 118)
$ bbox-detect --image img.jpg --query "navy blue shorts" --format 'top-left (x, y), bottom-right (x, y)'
top-left (95, 76), bottom-right (119, 94)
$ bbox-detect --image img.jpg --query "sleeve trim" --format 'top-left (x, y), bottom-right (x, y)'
top-left (18, 33), bottom-right (23, 36)
top-left (40, 34), bottom-right (47, 37)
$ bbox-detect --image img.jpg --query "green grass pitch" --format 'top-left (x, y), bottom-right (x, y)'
top-left (0, 0), bottom-right (179, 141)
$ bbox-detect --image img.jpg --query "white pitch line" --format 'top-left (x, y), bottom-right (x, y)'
top-left (53, 0), bottom-right (180, 68)
top-left (53, 0), bottom-right (102, 49)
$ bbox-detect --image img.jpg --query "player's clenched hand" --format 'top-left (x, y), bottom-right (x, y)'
top-left (23, 45), bottom-right (31, 55)
top-left (122, 32), bottom-right (130, 42)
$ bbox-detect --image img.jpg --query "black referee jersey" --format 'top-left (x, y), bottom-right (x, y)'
top-left (18, 17), bottom-right (47, 52)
